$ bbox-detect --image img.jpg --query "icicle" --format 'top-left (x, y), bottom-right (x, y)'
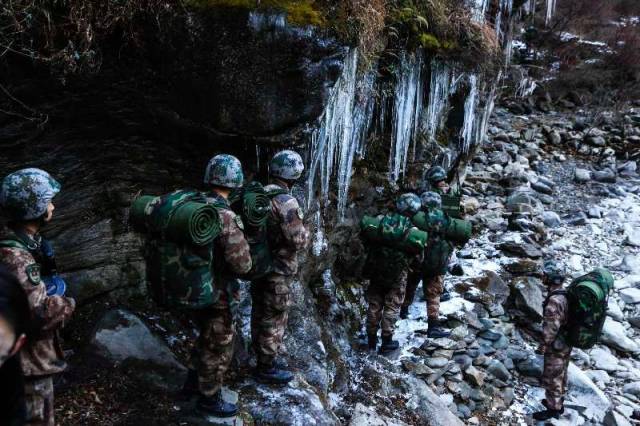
top-left (424, 60), bottom-right (453, 144)
top-left (460, 74), bottom-right (479, 154)
top-left (389, 51), bottom-right (423, 183)
top-left (545, 0), bottom-right (556, 25)
top-left (469, 0), bottom-right (489, 22)
top-left (307, 48), bottom-right (376, 220)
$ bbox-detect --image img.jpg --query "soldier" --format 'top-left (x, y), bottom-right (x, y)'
top-left (401, 191), bottom-right (451, 338)
top-left (533, 260), bottom-right (570, 421)
top-left (365, 193), bottom-right (421, 354)
top-left (0, 168), bottom-right (76, 426)
top-left (251, 150), bottom-right (309, 384)
top-left (184, 154), bottom-right (253, 417)
top-left (424, 166), bottom-right (457, 301)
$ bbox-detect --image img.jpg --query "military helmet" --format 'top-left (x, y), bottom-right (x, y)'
top-left (421, 191), bottom-right (442, 209)
top-left (542, 260), bottom-right (566, 284)
top-left (425, 166), bottom-right (447, 184)
top-left (204, 154), bottom-right (244, 189)
top-left (270, 150), bottom-right (304, 181)
top-left (0, 168), bottom-right (61, 221)
top-left (396, 193), bottom-right (422, 216)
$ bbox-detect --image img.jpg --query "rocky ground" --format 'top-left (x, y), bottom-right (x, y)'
top-left (53, 103), bottom-right (640, 426)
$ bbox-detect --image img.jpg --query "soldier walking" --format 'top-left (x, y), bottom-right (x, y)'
top-left (534, 260), bottom-right (570, 421)
top-left (250, 150), bottom-right (309, 384)
top-left (0, 168), bottom-right (76, 426)
top-left (401, 191), bottom-right (451, 338)
top-left (364, 193), bottom-right (422, 354)
top-left (184, 154), bottom-right (253, 417)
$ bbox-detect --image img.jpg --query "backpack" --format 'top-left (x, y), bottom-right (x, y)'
top-left (360, 214), bottom-right (428, 255)
top-left (556, 268), bottom-right (614, 349)
top-left (131, 190), bottom-right (222, 310)
top-left (441, 193), bottom-right (463, 219)
top-left (228, 181), bottom-right (287, 280)
top-left (412, 209), bottom-right (472, 246)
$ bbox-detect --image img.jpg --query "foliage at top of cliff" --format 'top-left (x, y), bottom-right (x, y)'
top-left (186, 0), bottom-right (324, 27)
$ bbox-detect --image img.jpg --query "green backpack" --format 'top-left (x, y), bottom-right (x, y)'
top-left (130, 190), bottom-right (222, 310)
top-left (555, 268), bottom-right (614, 349)
top-left (441, 193), bottom-right (463, 219)
top-left (360, 214), bottom-right (428, 255)
top-left (228, 182), bottom-right (287, 280)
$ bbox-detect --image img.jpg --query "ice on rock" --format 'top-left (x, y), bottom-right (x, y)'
top-left (389, 51), bottom-right (423, 183)
top-left (307, 48), bottom-right (376, 219)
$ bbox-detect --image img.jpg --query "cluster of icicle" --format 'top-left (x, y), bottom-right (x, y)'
top-left (306, 49), bottom-right (376, 220)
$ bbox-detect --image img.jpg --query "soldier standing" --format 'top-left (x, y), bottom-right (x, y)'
top-left (364, 193), bottom-right (422, 354)
top-left (534, 260), bottom-right (570, 421)
top-left (251, 150), bottom-right (309, 384)
top-left (401, 191), bottom-right (451, 338)
top-left (0, 168), bottom-right (76, 426)
top-left (185, 154), bottom-right (252, 417)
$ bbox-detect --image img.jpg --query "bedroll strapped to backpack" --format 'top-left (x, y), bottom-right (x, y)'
top-left (360, 214), bottom-right (428, 255)
top-left (411, 211), bottom-right (472, 246)
top-left (130, 190), bottom-right (222, 310)
top-left (562, 268), bottom-right (614, 349)
top-left (228, 181), bottom-right (287, 280)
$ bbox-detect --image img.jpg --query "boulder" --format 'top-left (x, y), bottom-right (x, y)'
top-left (603, 409), bottom-right (633, 426)
top-left (585, 135), bottom-right (606, 147)
top-left (89, 309), bottom-right (186, 391)
top-left (589, 348), bottom-right (621, 372)
top-left (601, 318), bottom-right (640, 353)
top-left (498, 241), bottom-right (542, 259)
top-left (574, 168), bottom-right (592, 183)
top-left (624, 223), bottom-right (640, 247)
top-left (542, 211), bottom-right (562, 228)
top-left (593, 169), bottom-right (617, 183)
top-left (349, 404), bottom-right (409, 426)
top-left (510, 277), bottom-right (545, 321)
top-left (623, 382), bottom-right (640, 398)
top-left (566, 363), bottom-right (611, 422)
top-left (620, 288), bottom-right (640, 304)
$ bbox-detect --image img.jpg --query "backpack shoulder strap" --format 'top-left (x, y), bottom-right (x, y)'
top-left (0, 238), bottom-right (30, 252)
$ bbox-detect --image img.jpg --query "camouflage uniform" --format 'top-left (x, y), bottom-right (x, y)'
top-left (250, 182), bottom-right (309, 368)
top-left (190, 193), bottom-right (251, 397)
top-left (0, 228), bottom-right (75, 426)
top-left (403, 208), bottom-right (452, 320)
top-left (541, 284), bottom-right (572, 411)
top-left (366, 270), bottom-right (408, 338)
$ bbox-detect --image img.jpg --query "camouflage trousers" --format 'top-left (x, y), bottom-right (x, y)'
top-left (251, 273), bottom-right (293, 368)
top-left (366, 271), bottom-right (407, 338)
top-left (24, 375), bottom-right (54, 426)
top-left (402, 269), bottom-right (444, 320)
top-left (542, 343), bottom-right (573, 411)
top-left (190, 290), bottom-right (238, 397)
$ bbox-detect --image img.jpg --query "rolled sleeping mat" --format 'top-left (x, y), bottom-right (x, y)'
top-left (360, 215), bottom-right (428, 254)
top-left (445, 218), bottom-right (472, 245)
top-left (131, 193), bottom-right (222, 246)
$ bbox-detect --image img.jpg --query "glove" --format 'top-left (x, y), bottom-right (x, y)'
top-left (43, 275), bottom-right (67, 296)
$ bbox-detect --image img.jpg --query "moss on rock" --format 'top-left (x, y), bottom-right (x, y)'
top-left (186, 0), bottom-right (325, 27)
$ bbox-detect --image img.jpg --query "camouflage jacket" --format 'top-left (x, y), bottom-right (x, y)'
top-left (0, 227), bottom-right (75, 377)
top-left (264, 182), bottom-right (309, 276)
top-left (204, 193), bottom-right (252, 280)
top-left (541, 285), bottom-right (570, 352)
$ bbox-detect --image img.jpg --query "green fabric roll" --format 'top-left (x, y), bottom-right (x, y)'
top-left (229, 182), bottom-right (272, 228)
top-left (445, 218), bottom-right (472, 244)
top-left (131, 191), bottom-right (222, 246)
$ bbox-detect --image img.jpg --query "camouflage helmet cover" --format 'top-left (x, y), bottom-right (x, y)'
top-left (396, 193), bottom-right (422, 216)
top-left (425, 166), bottom-right (447, 184)
top-left (542, 260), bottom-right (566, 284)
top-left (421, 191), bottom-right (442, 209)
top-left (0, 168), bottom-right (61, 221)
top-left (270, 150), bottom-right (304, 180)
top-left (204, 154), bottom-right (244, 189)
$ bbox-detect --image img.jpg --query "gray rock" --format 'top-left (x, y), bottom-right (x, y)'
top-left (403, 376), bottom-right (465, 426)
top-left (566, 363), bottom-right (611, 422)
top-left (621, 288), bottom-right (640, 304)
top-left (593, 169), bottom-right (617, 183)
top-left (498, 241), bottom-right (542, 258)
top-left (601, 318), bottom-right (640, 353)
top-left (89, 309), bottom-right (186, 391)
top-left (487, 360), bottom-right (511, 381)
top-left (505, 190), bottom-right (542, 214)
top-left (590, 347), bottom-right (621, 372)
top-left (603, 409), bottom-right (633, 426)
top-left (349, 404), bottom-right (409, 426)
top-left (516, 356), bottom-right (543, 378)
top-left (588, 206), bottom-right (603, 218)
top-left (547, 130), bottom-right (562, 145)
top-left (464, 366), bottom-right (486, 386)
top-left (511, 276), bottom-right (545, 321)
top-left (542, 211), bottom-right (562, 228)
top-left (427, 357), bottom-right (451, 369)
top-left (623, 382), bottom-right (640, 398)
top-left (575, 168), bottom-right (592, 182)
top-left (586, 135), bottom-right (607, 147)
top-left (562, 211), bottom-right (588, 226)
top-left (624, 223), bottom-right (640, 247)
top-left (531, 180), bottom-right (553, 195)
top-left (607, 300), bottom-right (625, 322)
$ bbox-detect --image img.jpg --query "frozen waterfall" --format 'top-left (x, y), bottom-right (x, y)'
top-left (424, 60), bottom-right (456, 144)
top-left (307, 49), bottom-right (376, 220)
top-left (389, 51), bottom-right (424, 183)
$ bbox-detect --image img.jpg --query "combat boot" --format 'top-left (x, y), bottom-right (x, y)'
top-left (367, 334), bottom-right (378, 351)
top-left (254, 364), bottom-right (294, 385)
top-left (379, 335), bottom-right (400, 354)
top-left (399, 306), bottom-right (409, 319)
top-left (427, 319), bottom-right (450, 338)
top-left (197, 391), bottom-right (238, 418)
top-left (532, 407), bottom-right (563, 421)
